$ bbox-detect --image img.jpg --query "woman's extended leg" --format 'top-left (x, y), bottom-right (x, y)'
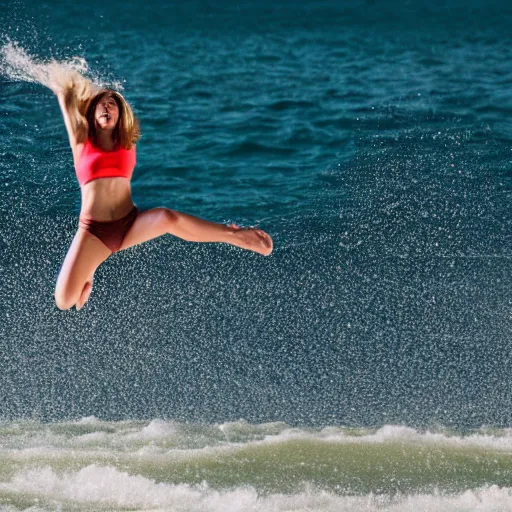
top-left (119, 208), bottom-right (273, 255)
top-left (55, 229), bottom-right (112, 310)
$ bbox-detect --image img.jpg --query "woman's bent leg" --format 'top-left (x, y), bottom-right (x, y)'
top-left (119, 208), bottom-right (272, 255)
top-left (76, 277), bottom-right (93, 311)
top-left (55, 229), bottom-right (112, 310)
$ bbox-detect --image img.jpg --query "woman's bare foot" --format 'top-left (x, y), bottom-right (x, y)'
top-left (227, 224), bottom-right (273, 256)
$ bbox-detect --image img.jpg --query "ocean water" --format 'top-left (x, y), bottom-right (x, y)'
top-left (2, 419), bottom-right (512, 511)
top-left (1, 0), bottom-right (512, 510)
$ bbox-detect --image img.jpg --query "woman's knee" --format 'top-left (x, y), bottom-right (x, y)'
top-left (54, 281), bottom-right (79, 311)
top-left (54, 290), bottom-right (76, 311)
top-left (160, 208), bottom-right (179, 225)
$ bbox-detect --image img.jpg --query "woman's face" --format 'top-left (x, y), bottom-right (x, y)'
top-left (94, 94), bottom-right (120, 130)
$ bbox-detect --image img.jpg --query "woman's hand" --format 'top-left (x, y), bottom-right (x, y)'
top-left (31, 66), bottom-right (64, 96)
top-left (48, 80), bottom-right (65, 97)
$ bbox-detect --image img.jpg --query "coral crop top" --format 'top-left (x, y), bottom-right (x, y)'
top-left (75, 138), bottom-right (136, 186)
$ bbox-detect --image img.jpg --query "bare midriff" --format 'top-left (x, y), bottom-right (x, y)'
top-left (79, 177), bottom-right (135, 221)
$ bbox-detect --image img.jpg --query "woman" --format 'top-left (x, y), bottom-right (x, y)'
top-left (49, 73), bottom-right (273, 311)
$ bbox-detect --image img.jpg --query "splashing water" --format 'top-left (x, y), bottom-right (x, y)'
top-left (0, 40), bottom-right (122, 92)
top-left (0, 40), bottom-right (87, 86)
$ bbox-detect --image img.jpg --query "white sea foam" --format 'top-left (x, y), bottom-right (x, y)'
top-left (263, 424), bottom-right (512, 452)
top-left (76, 431), bottom-right (108, 444)
top-left (4, 420), bottom-right (512, 455)
top-left (76, 415), bottom-right (101, 425)
top-left (129, 418), bottom-right (179, 440)
top-left (1, 465), bottom-right (512, 512)
top-left (2, 421), bottom-right (512, 511)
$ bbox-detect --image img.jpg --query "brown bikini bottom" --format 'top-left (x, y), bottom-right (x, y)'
top-left (79, 206), bottom-right (139, 253)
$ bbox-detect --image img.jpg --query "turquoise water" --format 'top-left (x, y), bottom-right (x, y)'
top-left (1, 0), bottom-right (512, 509)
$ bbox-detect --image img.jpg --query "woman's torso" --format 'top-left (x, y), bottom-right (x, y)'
top-left (74, 140), bottom-right (136, 221)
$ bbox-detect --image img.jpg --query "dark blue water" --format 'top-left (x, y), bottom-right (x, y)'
top-left (1, 0), bottom-right (512, 431)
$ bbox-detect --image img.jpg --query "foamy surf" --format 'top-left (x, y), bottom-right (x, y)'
top-left (1, 420), bottom-right (512, 510)
top-left (1, 466), bottom-right (512, 512)
top-left (3, 419), bottom-right (512, 452)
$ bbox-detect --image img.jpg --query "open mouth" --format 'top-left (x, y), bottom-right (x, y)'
top-left (100, 113), bottom-right (111, 120)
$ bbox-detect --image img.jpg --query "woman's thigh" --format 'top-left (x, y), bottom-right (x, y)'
top-left (55, 229), bottom-right (112, 310)
top-left (118, 208), bottom-right (174, 251)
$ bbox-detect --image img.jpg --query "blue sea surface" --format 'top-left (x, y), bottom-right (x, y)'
top-left (1, 0), bottom-right (512, 509)
top-left (1, 0), bottom-right (512, 427)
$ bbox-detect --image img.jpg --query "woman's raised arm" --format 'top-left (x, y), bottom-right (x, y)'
top-left (46, 71), bottom-right (92, 162)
